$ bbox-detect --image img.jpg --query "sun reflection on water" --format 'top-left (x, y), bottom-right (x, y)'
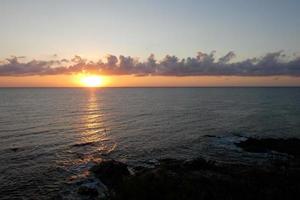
top-left (79, 90), bottom-right (116, 154)
top-left (60, 89), bottom-right (117, 181)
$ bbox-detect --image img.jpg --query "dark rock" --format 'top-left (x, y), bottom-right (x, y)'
top-left (111, 158), bottom-right (237, 200)
top-left (10, 147), bottom-right (19, 152)
top-left (203, 135), bottom-right (217, 138)
top-left (72, 141), bottom-right (95, 147)
top-left (85, 155), bottom-right (300, 200)
top-left (183, 158), bottom-right (216, 170)
top-left (103, 157), bottom-right (300, 200)
top-left (158, 158), bottom-right (184, 171)
top-left (133, 166), bottom-right (146, 172)
top-left (78, 184), bottom-right (98, 196)
top-left (236, 138), bottom-right (300, 156)
top-left (90, 160), bottom-right (130, 188)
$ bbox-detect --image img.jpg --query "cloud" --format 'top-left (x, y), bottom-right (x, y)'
top-left (0, 51), bottom-right (300, 76)
top-left (218, 51), bottom-right (236, 64)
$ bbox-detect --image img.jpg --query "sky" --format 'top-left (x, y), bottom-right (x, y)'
top-left (0, 0), bottom-right (300, 87)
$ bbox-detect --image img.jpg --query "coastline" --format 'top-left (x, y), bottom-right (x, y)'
top-left (64, 137), bottom-right (300, 200)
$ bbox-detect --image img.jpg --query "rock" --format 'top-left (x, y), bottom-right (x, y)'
top-left (183, 158), bottom-right (216, 170)
top-left (77, 183), bottom-right (99, 196)
top-left (10, 147), bottom-right (19, 152)
top-left (158, 158), bottom-right (184, 171)
top-left (236, 138), bottom-right (300, 156)
top-left (72, 141), bottom-right (95, 147)
top-left (85, 157), bottom-right (300, 200)
top-left (133, 165), bottom-right (146, 172)
top-left (90, 160), bottom-right (130, 188)
top-left (203, 135), bottom-right (218, 138)
top-left (112, 158), bottom-right (300, 200)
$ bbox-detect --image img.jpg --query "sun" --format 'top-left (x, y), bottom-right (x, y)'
top-left (78, 75), bottom-right (105, 87)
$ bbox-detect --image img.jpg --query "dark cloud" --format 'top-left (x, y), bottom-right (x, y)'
top-left (218, 51), bottom-right (236, 64)
top-left (0, 51), bottom-right (300, 76)
top-left (106, 55), bottom-right (118, 67)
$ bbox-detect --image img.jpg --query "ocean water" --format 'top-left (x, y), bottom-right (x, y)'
top-left (0, 88), bottom-right (300, 199)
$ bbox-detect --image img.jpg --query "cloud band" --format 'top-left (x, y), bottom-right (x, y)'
top-left (0, 51), bottom-right (300, 76)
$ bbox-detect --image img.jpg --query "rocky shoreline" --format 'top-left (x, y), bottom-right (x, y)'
top-left (73, 137), bottom-right (300, 200)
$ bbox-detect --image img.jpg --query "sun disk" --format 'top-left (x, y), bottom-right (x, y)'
top-left (79, 75), bottom-right (104, 87)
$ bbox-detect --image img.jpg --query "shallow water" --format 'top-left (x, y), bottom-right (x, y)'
top-left (0, 88), bottom-right (300, 199)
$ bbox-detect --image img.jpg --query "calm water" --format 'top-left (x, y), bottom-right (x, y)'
top-left (0, 88), bottom-right (300, 199)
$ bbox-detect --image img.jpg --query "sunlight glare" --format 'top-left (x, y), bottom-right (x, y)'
top-left (79, 75), bottom-right (105, 87)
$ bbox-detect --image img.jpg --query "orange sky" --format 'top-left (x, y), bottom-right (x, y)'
top-left (1, 75), bottom-right (300, 87)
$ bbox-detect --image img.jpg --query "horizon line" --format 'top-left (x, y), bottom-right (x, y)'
top-left (1, 86), bottom-right (300, 89)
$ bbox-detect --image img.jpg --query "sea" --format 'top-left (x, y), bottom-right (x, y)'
top-left (0, 87), bottom-right (299, 199)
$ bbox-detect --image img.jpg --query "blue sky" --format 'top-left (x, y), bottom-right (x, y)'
top-left (0, 0), bottom-right (300, 60)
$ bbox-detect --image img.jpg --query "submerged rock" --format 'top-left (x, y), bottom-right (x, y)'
top-left (10, 147), bottom-right (20, 152)
top-left (203, 135), bottom-right (218, 138)
top-left (72, 141), bottom-right (96, 147)
top-left (236, 137), bottom-right (300, 156)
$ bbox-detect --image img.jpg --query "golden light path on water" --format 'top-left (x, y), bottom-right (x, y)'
top-left (60, 89), bottom-right (117, 197)
top-left (81, 90), bottom-right (116, 156)
top-left (65, 89), bottom-right (116, 177)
